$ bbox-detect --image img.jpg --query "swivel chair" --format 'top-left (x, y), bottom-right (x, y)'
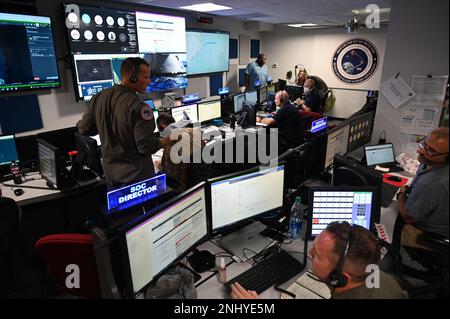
top-left (35, 233), bottom-right (102, 298)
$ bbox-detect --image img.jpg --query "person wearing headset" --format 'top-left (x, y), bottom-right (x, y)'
top-left (77, 57), bottom-right (170, 190)
top-left (231, 222), bottom-right (407, 299)
top-left (396, 127), bottom-right (449, 249)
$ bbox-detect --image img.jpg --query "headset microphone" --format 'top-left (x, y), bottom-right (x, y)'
top-left (130, 60), bottom-right (138, 83)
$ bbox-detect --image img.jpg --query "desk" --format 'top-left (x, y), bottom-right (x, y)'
top-left (1, 175), bottom-right (107, 249)
top-left (193, 237), bottom-right (312, 299)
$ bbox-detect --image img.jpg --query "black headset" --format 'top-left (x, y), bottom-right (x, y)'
top-left (328, 223), bottom-right (353, 288)
top-left (130, 59), bottom-right (139, 83)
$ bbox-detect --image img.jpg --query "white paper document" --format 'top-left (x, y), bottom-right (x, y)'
top-left (411, 75), bottom-right (448, 106)
top-left (280, 271), bottom-right (331, 299)
top-left (380, 74), bottom-right (416, 109)
top-left (400, 106), bottom-right (440, 136)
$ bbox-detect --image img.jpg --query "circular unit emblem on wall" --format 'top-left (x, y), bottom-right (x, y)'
top-left (332, 38), bottom-right (379, 84)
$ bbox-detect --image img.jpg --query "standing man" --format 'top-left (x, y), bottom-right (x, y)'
top-left (396, 127), bottom-right (449, 249)
top-left (77, 57), bottom-right (167, 189)
top-left (244, 53), bottom-right (268, 92)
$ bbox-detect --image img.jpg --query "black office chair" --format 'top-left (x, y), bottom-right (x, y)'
top-left (381, 215), bottom-right (449, 299)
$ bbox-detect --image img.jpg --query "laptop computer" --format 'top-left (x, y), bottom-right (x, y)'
top-left (364, 143), bottom-right (403, 172)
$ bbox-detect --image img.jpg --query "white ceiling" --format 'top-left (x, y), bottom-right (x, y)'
top-left (110, 0), bottom-right (391, 25)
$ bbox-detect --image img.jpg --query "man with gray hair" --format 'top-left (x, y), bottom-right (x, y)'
top-left (258, 90), bottom-right (300, 150)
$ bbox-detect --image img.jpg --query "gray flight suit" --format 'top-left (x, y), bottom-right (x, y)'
top-left (77, 85), bottom-right (160, 188)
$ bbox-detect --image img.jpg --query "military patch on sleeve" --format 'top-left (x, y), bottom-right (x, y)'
top-left (140, 105), bottom-right (154, 121)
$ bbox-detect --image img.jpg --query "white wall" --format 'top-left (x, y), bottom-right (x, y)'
top-left (262, 26), bottom-right (387, 118)
top-left (372, 0), bottom-right (449, 157)
top-left (11, 0), bottom-right (261, 137)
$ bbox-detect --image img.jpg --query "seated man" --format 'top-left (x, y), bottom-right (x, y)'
top-left (156, 114), bottom-right (204, 193)
top-left (231, 222), bottom-right (408, 299)
top-left (296, 78), bottom-right (322, 113)
top-left (396, 127), bottom-right (449, 249)
top-left (257, 90), bottom-right (300, 149)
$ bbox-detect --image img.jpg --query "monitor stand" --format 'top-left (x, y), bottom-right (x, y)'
top-left (217, 221), bottom-right (274, 262)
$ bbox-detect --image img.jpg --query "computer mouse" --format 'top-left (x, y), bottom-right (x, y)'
top-left (14, 188), bottom-right (25, 196)
top-left (387, 175), bottom-right (402, 183)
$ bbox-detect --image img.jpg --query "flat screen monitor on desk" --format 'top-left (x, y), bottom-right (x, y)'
top-left (239, 101), bottom-right (257, 127)
top-left (0, 134), bottom-right (18, 167)
top-left (285, 85), bottom-right (303, 101)
top-left (73, 132), bottom-right (103, 180)
top-left (198, 100), bottom-right (221, 123)
top-left (347, 111), bottom-right (375, 153)
top-left (307, 186), bottom-right (378, 238)
top-left (245, 90), bottom-right (257, 104)
top-left (120, 182), bottom-right (208, 297)
top-left (259, 86), bottom-right (267, 104)
top-left (332, 154), bottom-right (382, 222)
top-left (233, 93), bottom-right (245, 113)
top-left (37, 138), bottom-right (73, 190)
top-left (171, 104), bottom-right (198, 123)
top-left (324, 123), bottom-right (350, 171)
top-left (208, 165), bottom-right (285, 234)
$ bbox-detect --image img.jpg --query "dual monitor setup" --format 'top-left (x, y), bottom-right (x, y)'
top-left (115, 163), bottom-right (380, 298)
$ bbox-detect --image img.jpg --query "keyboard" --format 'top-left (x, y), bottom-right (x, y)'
top-left (381, 182), bottom-right (400, 207)
top-left (224, 249), bottom-right (304, 294)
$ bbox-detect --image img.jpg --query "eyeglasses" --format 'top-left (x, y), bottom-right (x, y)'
top-left (418, 137), bottom-right (449, 157)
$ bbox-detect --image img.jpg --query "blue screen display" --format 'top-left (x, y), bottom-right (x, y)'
top-left (107, 174), bottom-right (167, 213)
top-left (0, 135), bottom-right (18, 166)
top-left (186, 29), bottom-right (229, 76)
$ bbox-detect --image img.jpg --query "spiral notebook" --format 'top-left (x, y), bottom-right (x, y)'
top-left (280, 271), bottom-right (331, 299)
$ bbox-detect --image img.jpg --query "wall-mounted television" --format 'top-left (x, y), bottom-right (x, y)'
top-left (186, 29), bottom-right (229, 76)
top-left (63, 3), bottom-right (140, 101)
top-left (0, 12), bottom-right (60, 93)
top-left (63, 3), bottom-right (189, 99)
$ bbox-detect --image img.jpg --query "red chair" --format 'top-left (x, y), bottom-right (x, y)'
top-left (35, 234), bottom-right (102, 298)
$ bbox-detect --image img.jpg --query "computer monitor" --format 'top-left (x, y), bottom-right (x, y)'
top-left (208, 165), bottom-right (285, 234)
top-left (0, 12), bottom-right (60, 94)
top-left (364, 143), bottom-right (395, 166)
top-left (267, 83), bottom-right (276, 93)
top-left (332, 154), bottom-right (382, 225)
top-left (324, 123), bottom-right (350, 170)
top-left (0, 134), bottom-right (18, 167)
top-left (198, 100), bottom-right (221, 123)
top-left (37, 138), bottom-right (73, 189)
top-left (277, 79), bottom-right (287, 91)
top-left (245, 90), bottom-right (257, 104)
top-left (259, 86), bottom-right (267, 104)
top-left (120, 183), bottom-right (208, 296)
top-left (347, 111), bottom-right (375, 153)
top-left (73, 132), bottom-right (103, 179)
top-left (239, 101), bottom-right (257, 128)
top-left (233, 93), bottom-right (245, 113)
top-left (307, 186), bottom-right (378, 238)
top-left (170, 104), bottom-right (198, 123)
top-left (284, 85), bottom-right (303, 101)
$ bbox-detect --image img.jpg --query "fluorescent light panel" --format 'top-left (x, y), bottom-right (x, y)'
top-left (180, 3), bottom-right (232, 12)
top-left (288, 23), bottom-right (318, 28)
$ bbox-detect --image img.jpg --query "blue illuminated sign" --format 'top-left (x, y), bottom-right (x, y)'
top-left (311, 117), bottom-right (328, 133)
top-left (218, 87), bottom-right (229, 95)
top-left (107, 174), bottom-right (166, 213)
top-left (183, 93), bottom-right (200, 103)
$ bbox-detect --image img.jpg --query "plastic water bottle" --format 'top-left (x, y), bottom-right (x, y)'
top-left (289, 196), bottom-right (303, 240)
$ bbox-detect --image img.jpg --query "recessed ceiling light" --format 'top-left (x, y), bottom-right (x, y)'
top-left (288, 23), bottom-right (318, 28)
top-left (180, 3), bottom-right (233, 12)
